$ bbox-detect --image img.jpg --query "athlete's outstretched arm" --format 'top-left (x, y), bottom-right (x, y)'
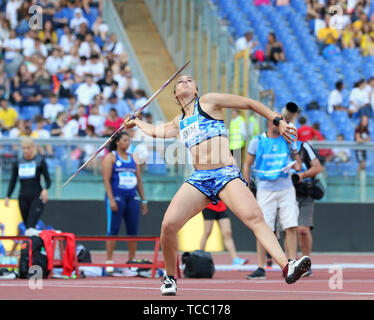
top-left (123, 116), bottom-right (180, 139)
top-left (200, 93), bottom-right (296, 142)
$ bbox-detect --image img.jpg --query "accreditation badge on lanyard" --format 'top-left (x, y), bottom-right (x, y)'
top-left (18, 162), bottom-right (37, 179)
top-left (179, 114), bottom-right (201, 145)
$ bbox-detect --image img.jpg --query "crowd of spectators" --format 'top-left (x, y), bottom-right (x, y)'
top-left (308, 0), bottom-right (374, 57)
top-left (0, 0), bottom-right (166, 175)
top-left (328, 77), bottom-right (374, 117)
top-left (0, 0), bottom-right (151, 145)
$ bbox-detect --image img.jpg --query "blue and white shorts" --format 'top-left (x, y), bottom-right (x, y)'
top-left (186, 165), bottom-right (248, 204)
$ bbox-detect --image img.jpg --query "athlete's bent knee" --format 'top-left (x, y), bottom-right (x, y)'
top-left (161, 220), bottom-right (178, 238)
top-left (245, 207), bottom-right (265, 228)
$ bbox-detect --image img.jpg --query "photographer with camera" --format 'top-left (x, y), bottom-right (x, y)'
top-left (291, 140), bottom-right (323, 278)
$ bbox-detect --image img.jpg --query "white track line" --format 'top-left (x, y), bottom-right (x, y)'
top-left (0, 283), bottom-right (373, 297)
top-left (2, 279), bottom-right (374, 285)
top-left (215, 263), bottom-right (374, 271)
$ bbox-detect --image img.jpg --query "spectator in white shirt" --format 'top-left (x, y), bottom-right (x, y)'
top-left (0, 17), bottom-right (11, 41)
top-left (128, 89), bottom-right (147, 113)
top-left (88, 53), bottom-right (105, 82)
top-left (70, 8), bottom-right (89, 34)
top-left (76, 104), bottom-right (88, 136)
top-left (78, 33), bottom-right (100, 59)
top-left (32, 115), bottom-right (53, 156)
top-left (75, 56), bottom-right (91, 82)
top-left (33, 38), bottom-right (48, 58)
top-left (59, 25), bottom-right (76, 54)
top-left (327, 81), bottom-right (347, 114)
top-left (3, 30), bottom-right (22, 61)
top-left (235, 31), bottom-right (258, 55)
top-left (6, 0), bottom-right (22, 30)
top-left (367, 77), bottom-right (374, 110)
top-left (332, 134), bottom-right (350, 163)
top-left (91, 93), bottom-right (106, 115)
top-left (44, 48), bottom-right (65, 75)
top-left (103, 33), bottom-right (124, 57)
top-left (349, 79), bottom-right (372, 118)
top-left (103, 81), bottom-right (124, 101)
top-left (22, 30), bottom-right (36, 58)
top-left (43, 93), bottom-right (65, 123)
top-left (66, 94), bottom-right (79, 116)
top-left (62, 114), bottom-right (79, 138)
top-left (92, 16), bottom-right (109, 41)
top-left (114, 66), bottom-right (139, 99)
top-left (75, 74), bottom-right (101, 106)
top-left (88, 105), bottom-right (106, 136)
top-left (32, 120), bottom-right (49, 141)
top-left (134, 89), bottom-right (147, 110)
top-left (9, 119), bottom-right (26, 138)
top-left (60, 48), bottom-right (75, 72)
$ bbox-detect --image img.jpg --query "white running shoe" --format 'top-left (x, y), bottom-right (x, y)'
top-left (284, 256), bottom-right (312, 284)
top-left (105, 260), bottom-right (114, 274)
top-left (160, 276), bottom-right (177, 296)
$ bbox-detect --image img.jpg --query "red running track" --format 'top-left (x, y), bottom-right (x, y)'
top-left (1, 253), bottom-right (373, 300)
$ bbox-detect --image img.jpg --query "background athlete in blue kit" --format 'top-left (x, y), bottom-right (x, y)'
top-left (102, 131), bottom-right (148, 270)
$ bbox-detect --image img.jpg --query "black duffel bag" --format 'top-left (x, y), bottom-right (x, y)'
top-left (182, 250), bottom-right (215, 278)
top-left (19, 236), bottom-right (48, 279)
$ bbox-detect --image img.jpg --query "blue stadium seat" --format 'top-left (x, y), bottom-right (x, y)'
top-left (84, 7), bottom-right (99, 28)
top-left (20, 106), bottom-right (41, 120)
top-left (325, 162), bottom-right (340, 177)
top-left (45, 158), bottom-right (61, 175)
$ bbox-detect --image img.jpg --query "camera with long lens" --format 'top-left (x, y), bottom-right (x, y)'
top-left (292, 174), bottom-right (311, 197)
top-left (292, 174), bottom-right (325, 200)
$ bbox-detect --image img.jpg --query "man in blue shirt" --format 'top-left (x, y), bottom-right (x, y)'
top-left (104, 94), bottom-right (132, 118)
top-left (243, 115), bottom-right (301, 280)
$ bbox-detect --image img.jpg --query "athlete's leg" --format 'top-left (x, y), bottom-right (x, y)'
top-left (219, 179), bottom-right (289, 269)
top-left (200, 219), bottom-right (214, 251)
top-left (123, 196), bottom-right (141, 261)
top-left (105, 196), bottom-right (124, 262)
top-left (217, 218), bottom-right (237, 260)
top-left (161, 183), bottom-right (211, 277)
top-left (18, 196), bottom-right (31, 226)
top-left (253, 188), bottom-right (277, 269)
top-left (26, 198), bottom-right (44, 229)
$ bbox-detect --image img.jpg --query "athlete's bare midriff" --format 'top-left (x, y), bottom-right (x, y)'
top-left (189, 135), bottom-right (235, 171)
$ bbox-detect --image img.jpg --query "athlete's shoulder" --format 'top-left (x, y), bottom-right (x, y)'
top-left (199, 92), bottom-right (220, 105)
top-left (104, 151), bottom-right (116, 163)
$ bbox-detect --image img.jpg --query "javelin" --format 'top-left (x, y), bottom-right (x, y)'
top-left (62, 60), bottom-right (191, 187)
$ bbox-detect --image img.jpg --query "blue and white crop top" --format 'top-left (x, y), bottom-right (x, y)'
top-left (179, 98), bottom-right (228, 149)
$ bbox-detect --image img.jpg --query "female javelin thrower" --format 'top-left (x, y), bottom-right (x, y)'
top-left (124, 75), bottom-right (311, 296)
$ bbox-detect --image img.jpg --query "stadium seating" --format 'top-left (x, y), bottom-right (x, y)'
top-left (214, 0), bottom-right (374, 146)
